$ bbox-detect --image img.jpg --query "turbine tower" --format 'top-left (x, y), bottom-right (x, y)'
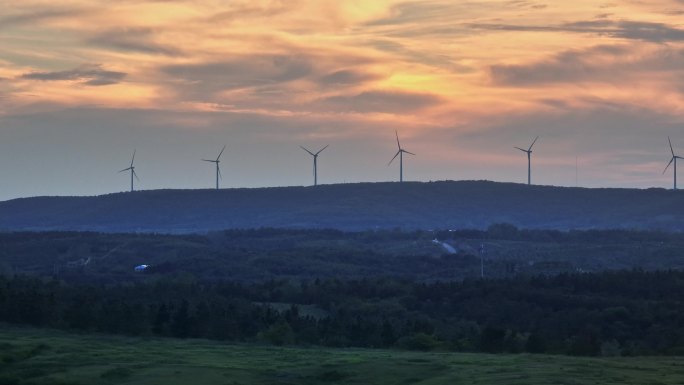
top-left (118, 150), bottom-right (139, 192)
top-left (203, 145), bottom-right (226, 190)
top-left (300, 144), bottom-right (328, 186)
top-left (664, 137), bottom-right (683, 190)
top-left (515, 136), bottom-right (539, 185)
top-left (388, 130), bottom-right (415, 183)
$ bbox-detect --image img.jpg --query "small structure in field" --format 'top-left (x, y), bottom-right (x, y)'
top-left (134, 264), bottom-right (149, 272)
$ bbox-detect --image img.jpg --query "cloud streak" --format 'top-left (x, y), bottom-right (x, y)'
top-left (1, 0), bottom-right (684, 199)
top-left (0, 8), bottom-right (86, 29)
top-left (87, 28), bottom-right (182, 56)
top-left (21, 64), bottom-right (127, 86)
top-left (162, 55), bottom-right (314, 97)
top-left (321, 90), bottom-right (443, 113)
top-left (318, 70), bottom-right (381, 86)
top-left (470, 19), bottom-right (684, 42)
top-left (490, 45), bottom-right (684, 86)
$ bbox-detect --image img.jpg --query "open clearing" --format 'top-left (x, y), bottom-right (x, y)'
top-left (1, 327), bottom-right (683, 385)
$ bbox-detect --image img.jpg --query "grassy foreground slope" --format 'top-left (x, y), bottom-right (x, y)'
top-left (2, 327), bottom-right (683, 385)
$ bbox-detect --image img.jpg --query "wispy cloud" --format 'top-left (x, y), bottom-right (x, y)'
top-left (490, 44), bottom-right (684, 86)
top-left (161, 55), bottom-right (314, 99)
top-left (87, 28), bottom-right (182, 56)
top-left (207, 1), bottom-right (294, 23)
top-left (470, 19), bottom-right (684, 42)
top-left (564, 20), bottom-right (684, 42)
top-left (1, 0), bottom-right (684, 199)
top-left (0, 8), bottom-right (86, 29)
top-left (318, 70), bottom-right (381, 86)
top-left (321, 90), bottom-right (443, 113)
top-left (21, 64), bottom-right (126, 86)
top-left (365, 1), bottom-right (458, 26)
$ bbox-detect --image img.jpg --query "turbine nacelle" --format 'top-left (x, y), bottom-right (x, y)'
top-left (388, 149), bottom-right (415, 166)
top-left (119, 150), bottom-right (138, 192)
top-left (514, 136), bottom-right (539, 154)
top-left (663, 157), bottom-right (684, 173)
top-left (515, 136), bottom-right (539, 185)
top-left (664, 137), bottom-right (682, 174)
top-left (388, 130), bottom-right (415, 182)
top-left (300, 144), bottom-right (329, 186)
top-left (300, 145), bottom-right (329, 158)
top-left (203, 145), bottom-right (226, 189)
top-left (664, 137), bottom-right (681, 190)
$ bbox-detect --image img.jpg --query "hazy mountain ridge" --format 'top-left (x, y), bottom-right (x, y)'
top-left (1, 181), bottom-right (682, 233)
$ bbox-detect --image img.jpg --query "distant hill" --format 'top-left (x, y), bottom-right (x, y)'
top-left (0, 181), bottom-right (683, 232)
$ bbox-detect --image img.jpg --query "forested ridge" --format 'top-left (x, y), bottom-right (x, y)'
top-left (1, 181), bottom-right (684, 232)
top-left (4, 226), bottom-right (684, 281)
top-left (3, 270), bottom-right (684, 356)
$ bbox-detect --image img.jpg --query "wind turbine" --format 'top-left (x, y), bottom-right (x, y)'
top-left (388, 130), bottom-right (415, 183)
top-left (203, 145), bottom-right (226, 190)
top-left (515, 136), bottom-right (539, 185)
top-left (664, 137), bottom-right (683, 190)
top-left (118, 150), bottom-right (139, 192)
top-left (300, 144), bottom-right (328, 186)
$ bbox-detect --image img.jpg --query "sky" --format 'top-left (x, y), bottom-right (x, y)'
top-left (1, 0), bottom-right (684, 200)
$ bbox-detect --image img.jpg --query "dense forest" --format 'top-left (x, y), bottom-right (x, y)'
top-left (3, 227), bottom-right (684, 357)
top-left (2, 226), bottom-right (684, 282)
top-left (1, 181), bottom-right (683, 232)
top-left (2, 270), bottom-right (684, 356)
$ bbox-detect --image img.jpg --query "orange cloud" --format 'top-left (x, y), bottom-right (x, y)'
top-left (1, 0), bottom-right (684, 198)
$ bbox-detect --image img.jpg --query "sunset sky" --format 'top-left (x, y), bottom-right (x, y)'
top-left (1, 0), bottom-right (684, 200)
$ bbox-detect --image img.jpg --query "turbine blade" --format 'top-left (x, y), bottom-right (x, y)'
top-left (300, 145), bottom-right (315, 156)
top-left (130, 149), bottom-right (136, 167)
top-left (664, 157), bottom-right (675, 174)
top-left (514, 146), bottom-right (528, 153)
top-left (118, 167), bottom-right (131, 173)
top-left (315, 144), bottom-right (329, 155)
top-left (202, 159), bottom-right (214, 162)
top-left (218, 165), bottom-right (222, 180)
top-left (216, 145), bottom-right (226, 161)
top-left (669, 137), bottom-right (675, 157)
top-left (388, 150), bottom-right (401, 166)
top-left (395, 130), bottom-right (401, 149)
top-left (133, 170), bottom-right (140, 182)
top-left (528, 136), bottom-right (539, 151)
top-left (404, 150), bottom-right (416, 156)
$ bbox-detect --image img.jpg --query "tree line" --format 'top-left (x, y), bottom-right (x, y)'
top-left (2, 269), bottom-right (684, 356)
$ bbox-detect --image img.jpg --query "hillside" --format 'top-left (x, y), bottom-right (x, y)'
top-left (3, 327), bottom-right (683, 385)
top-left (0, 181), bottom-right (683, 232)
top-left (4, 229), bottom-right (684, 282)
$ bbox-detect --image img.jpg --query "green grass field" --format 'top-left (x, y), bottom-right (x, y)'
top-left (1, 327), bottom-right (683, 385)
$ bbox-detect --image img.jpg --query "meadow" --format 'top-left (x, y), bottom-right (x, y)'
top-left (1, 326), bottom-right (683, 385)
